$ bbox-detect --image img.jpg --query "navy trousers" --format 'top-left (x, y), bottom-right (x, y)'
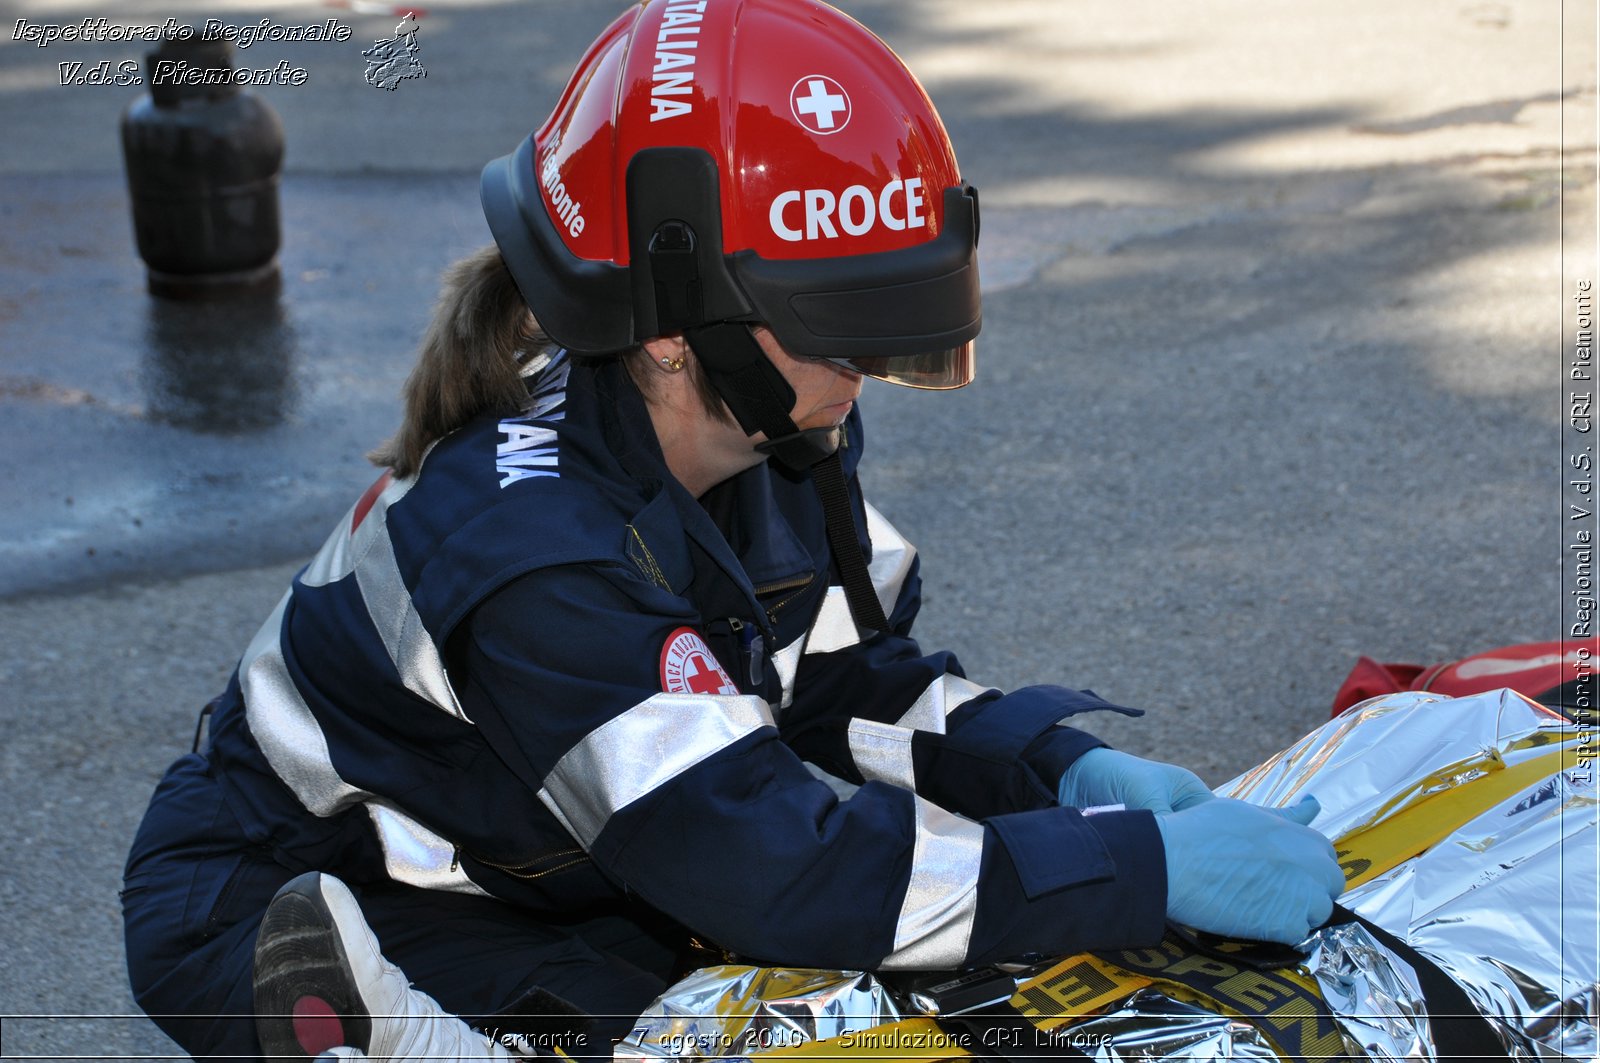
top-left (123, 755), bottom-right (677, 1062)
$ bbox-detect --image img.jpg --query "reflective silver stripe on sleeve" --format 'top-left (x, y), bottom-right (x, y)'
top-left (539, 693), bottom-right (776, 849)
top-left (301, 472), bottom-right (415, 588)
top-left (880, 798), bottom-right (984, 970)
top-left (300, 472), bottom-right (467, 723)
top-left (356, 528), bottom-right (468, 722)
top-left (771, 635), bottom-right (805, 711)
top-left (364, 799), bottom-right (490, 896)
top-left (241, 591), bottom-right (370, 817)
top-left (537, 787), bottom-right (582, 844)
top-left (299, 511), bottom-right (360, 588)
top-left (849, 675), bottom-right (989, 785)
top-left (805, 586), bottom-right (859, 654)
top-left (863, 501), bottom-right (916, 619)
top-left (804, 503), bottom-right (919, 656)
top-left (895, 674), bottom-right (992, 733)
top-left (847, 718), bottom-right (916, 788)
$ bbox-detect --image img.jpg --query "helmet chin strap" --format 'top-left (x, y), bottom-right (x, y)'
top-left (682, 322), bottom-right (839, 473)
top-left (754, 425), bottom-right (845, 469)
top-left (684, 321), bottom-right (891, 634)
top-left (651, 222), bottom-right (844, 473)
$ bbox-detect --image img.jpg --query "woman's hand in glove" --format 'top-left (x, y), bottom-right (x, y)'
top-left (1155, 795), bottom-right (1347, 945)
top-left (1057, 748), bottom-right (1216, 814)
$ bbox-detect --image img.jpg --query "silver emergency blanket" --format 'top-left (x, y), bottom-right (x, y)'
top-left (615, 688), bottom-right (1595, 1062)
top-left (615, 966), bottom-right (901, 1063)
top-left (1225, 688), bottom-right (1595, 1060)
top-left (1300, 922), bottom-right (1431, 1059)
top-left (1063, 989), bottom-right (1279, 1060)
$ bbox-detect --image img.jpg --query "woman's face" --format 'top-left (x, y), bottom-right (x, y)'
top-left (749, 326), bottom-right (863, 432)
top-left (637, 326), bottom-right (866, 495)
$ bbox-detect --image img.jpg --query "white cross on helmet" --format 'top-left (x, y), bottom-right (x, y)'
top-left (791, 75), bottom-right (851, 134)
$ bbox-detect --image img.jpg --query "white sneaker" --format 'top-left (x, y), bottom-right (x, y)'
top-left (253, 872), bottom-right (513, 1062)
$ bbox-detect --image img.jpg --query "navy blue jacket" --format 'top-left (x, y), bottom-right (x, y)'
top-left (205, 353), bottom-right (1166, 970)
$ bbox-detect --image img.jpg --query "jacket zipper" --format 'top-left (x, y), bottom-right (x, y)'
top-left (754, 572), bottom-right (816, 626)
top-left (753, 573), bottom-right (814, 597)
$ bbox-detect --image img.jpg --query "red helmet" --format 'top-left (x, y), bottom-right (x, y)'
top-left (480, 0), bottom-right (980, 392)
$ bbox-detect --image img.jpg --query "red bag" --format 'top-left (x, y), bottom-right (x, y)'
top-left (1331, 638), bottom-right (1599, 718)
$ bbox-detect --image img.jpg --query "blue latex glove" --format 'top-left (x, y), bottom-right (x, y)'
top-left (1057, 748), bottom-right (1216, 814)
top-left (1155, 795), bottom-right (1346, 945)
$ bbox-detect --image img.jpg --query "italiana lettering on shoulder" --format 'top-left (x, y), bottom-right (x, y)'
top-left (496, 356), bottom-right (570, 487)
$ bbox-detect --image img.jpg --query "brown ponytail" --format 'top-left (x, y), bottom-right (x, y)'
top-left (368, 247), bottom-right (546, 477)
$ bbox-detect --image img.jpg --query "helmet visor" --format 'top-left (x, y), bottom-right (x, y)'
top-left (839, 341), bottom-right (975, 390)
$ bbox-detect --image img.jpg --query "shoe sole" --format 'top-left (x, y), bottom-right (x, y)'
top-left (254, 873), bottom-right (375, 1062)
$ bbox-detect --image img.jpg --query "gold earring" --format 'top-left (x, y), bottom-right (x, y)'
top-left (659, 355), bottom-right (685, 372)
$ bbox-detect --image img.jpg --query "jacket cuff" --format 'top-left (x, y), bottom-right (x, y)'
top-left (967, 807), bottom-right (1167, 964)
top-left (946, 685), bottom-right (1139, 764)
top-left (987, 806), bottom-right (1114, 897)
top-left (1018, 726), bottom-right (1107, 794)
top-left (1083, 808), bottom-right (1168, 942)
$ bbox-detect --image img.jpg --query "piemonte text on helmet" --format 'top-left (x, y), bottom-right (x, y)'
top-left (539, 143), bottom-right (586, 239)
top-left (650, 0), bottom-right (708, 122)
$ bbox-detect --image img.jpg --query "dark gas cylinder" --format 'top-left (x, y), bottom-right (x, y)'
top-left (120, 33), bottom-right (285, 299)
